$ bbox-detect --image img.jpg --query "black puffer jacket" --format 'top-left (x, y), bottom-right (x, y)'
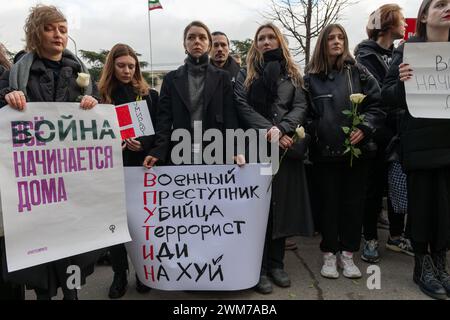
top-left (304, 61), bottom-right (385, 163)
top-left (234, 68), bottom-right (307, 134)
top-left (382, 36), bottom-right (450, 171)
top-left (0, 53), bottom-right (98, 107)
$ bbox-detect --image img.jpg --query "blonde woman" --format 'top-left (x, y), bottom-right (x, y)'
top-left (234, 23), bottom-right (314, 294)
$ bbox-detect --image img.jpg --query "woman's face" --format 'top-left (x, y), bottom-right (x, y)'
top-left (256, 27), bottom-right (280, 53)
top-left (422, 0), bottom-right (450, 30)
top-left (114, 55), bottom-right (136, 84)
top-left (327, 27), bottom-right (345, 59)
top-left (184, 26), bottom-right (210, 58)
top-left (40, 21), bottom-right (68, 58)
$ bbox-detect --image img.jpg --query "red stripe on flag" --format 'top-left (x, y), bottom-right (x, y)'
top-left (120, 127), bottom-right (136, 140)
top-left (116, 105), bottom-right (133, 127)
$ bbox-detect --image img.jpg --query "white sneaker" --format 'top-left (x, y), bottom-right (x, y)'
top-left (321, 253), bottom-right (339, 279)
top-left (339, 251), bottom-right (362, 279)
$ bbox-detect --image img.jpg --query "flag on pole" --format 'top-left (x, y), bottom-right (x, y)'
top-left (149, 0), bottom-right (163, 11)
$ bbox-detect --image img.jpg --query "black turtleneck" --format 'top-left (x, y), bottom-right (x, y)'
top-left (185, 53), bottom-right (209, 129)
top-left (111, 82), bottom-right (137, 105)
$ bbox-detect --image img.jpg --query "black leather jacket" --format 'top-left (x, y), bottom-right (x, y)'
top-left (304, 61), bottom-right (385, 163)
top-left (234, 68), bottom-right (307, 134)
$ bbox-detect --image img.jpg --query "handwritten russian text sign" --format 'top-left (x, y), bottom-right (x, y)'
top-left (0, 103), bottom-right (131, 272)
top-left (404, 42), bottom-right (450, 118)
top-left (115, 100), bottom-right (154, 139)
top-left (125, 164), bottom-right (271, 290)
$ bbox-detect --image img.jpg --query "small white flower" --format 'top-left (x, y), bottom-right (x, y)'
top-left (76, 73), bottom-right (90, 88)
top-left (350, 93), bottom-right (366, 104)
top-left (296, 126), bottom-right (305, 139)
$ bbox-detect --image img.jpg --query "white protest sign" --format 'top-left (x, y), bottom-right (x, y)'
top-left (115, 100), bottom-right (154, 139)
top-left (404, 42), bottom-right (450, 118)
top-left (125, 164), bottom-right (271, 290)
top-left (0, 103), bottom-right (131, 272)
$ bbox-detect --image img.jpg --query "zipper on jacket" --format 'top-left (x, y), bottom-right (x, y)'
top-left (312, 94), bottom-right (333, 100)
top-left (345, 65), bottom-right (354, 96)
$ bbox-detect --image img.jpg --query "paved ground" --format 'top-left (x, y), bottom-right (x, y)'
top-left (25, 226), bottom-right (443, 300)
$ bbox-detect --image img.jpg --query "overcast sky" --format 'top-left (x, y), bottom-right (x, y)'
top-left (0, 0), bottom-right (422, 70)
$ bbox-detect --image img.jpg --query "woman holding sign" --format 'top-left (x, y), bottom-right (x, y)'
top-left (382, 0), bottom-right (450, 300)
top-left (98, 43), bottom-right (155, 298)
top-left (234, 23), bottom-right (314, 294)
top-left (0, 5), bottom-right (100, 300)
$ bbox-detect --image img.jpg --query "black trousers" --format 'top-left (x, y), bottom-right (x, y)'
top-left (387, 198), bottom-right (407, 238)
top-left (260, 209), bottom-right (285, 274)
top-left (0, 238), bottom-right (24, 300)
top-left (110, 244), bottom-right (129, 274)
top-left (407, 168), bottom-right (450, 254)
top-left (314, 161), bottom-right (370, 253)
top-left (363, 157), bottom-right (387, 241)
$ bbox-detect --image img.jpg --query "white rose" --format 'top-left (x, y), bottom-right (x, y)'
top-left (76, 73), bottom-right (90, 88)
top-left (350, 93), bottom-right (366, 104)
top-left (296, 126), bottom-right (305, 139)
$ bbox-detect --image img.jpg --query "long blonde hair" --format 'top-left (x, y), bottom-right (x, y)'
top-left (245, 23), bottom-right (302, 89)
top-left (98, 44), bottom-right (150, 104)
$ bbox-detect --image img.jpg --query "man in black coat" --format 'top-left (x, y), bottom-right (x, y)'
top-left (210, 31), bottom-right (241, 83)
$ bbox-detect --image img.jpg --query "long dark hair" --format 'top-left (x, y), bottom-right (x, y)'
top-left (307, 24), bottom-right (355, 74)
top-left (416, 0), bottom-right (450, 40)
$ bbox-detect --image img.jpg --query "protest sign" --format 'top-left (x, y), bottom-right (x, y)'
top-left (404, 18), bottom-right (417, 40)
top-left (115, 100), bottom-right (154, 139)
top-left (125, 164), bottom-right (271, 290)
top-left (404, 42), bottom-right (450, 119)
top-left (0, 102), bottom-right (131, 272)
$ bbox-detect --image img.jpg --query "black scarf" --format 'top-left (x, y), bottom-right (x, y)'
top-left (248, 48), bottom-right (286, 119)
top-left (111, 82), bottom-right (137, 105)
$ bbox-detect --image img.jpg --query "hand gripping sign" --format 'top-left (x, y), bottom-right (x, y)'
top-left (124, 164), bottom-right (271, 290)
top-left (0, 102), bottom-right (131, 272)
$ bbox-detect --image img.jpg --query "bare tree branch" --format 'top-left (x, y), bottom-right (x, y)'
top-left (262, 0), bottom-right (359, 65)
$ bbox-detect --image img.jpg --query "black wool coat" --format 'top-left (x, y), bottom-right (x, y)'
top-left (149, 63), bottom-right (239, 164)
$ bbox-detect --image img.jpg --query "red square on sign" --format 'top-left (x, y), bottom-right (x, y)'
top-left (116, 105), bottom-right (133, 127)
top-left (404, 18), bottom-right (417, 40)
top-left (120, 127), bottom-right (136, 140)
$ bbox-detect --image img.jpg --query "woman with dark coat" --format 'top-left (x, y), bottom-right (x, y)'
top-left (98, 43), bottom-right (155, 298)
top-left (144, 21), bottom-right (242, 168)
top-left (304, 24), bottom-right (384, 280)
top-left (234, 23), bottom-right (314, 294)
top-left (0, 5), bottom-right (100, 300)
top-left (381, 0), bottom-right (450, 300)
